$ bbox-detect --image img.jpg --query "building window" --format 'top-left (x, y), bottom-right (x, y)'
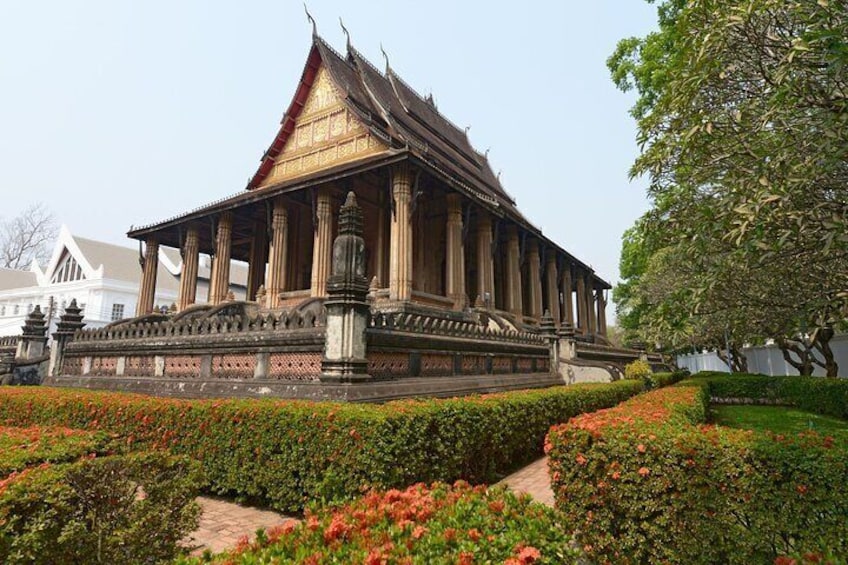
top-left (13, 305), bottom-right (19, 315)
top-left (111, 303), bottom-right (125, 321)
top-left (0, 305), bottom-right (5, 316)
top-left (51, 253), bottom-right (86, 284)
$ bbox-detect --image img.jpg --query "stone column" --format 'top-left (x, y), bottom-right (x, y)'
top-left (310, 188), bottom-right (334, 298)
top-left (17, 305), bottom-right (48, 360)
top-left (177, 227), bottom-right (199, 311)
top-left (527, 239), bottom-right (543, 320)
top-left (505, 225), bottom-right (523, 318)
top-left (389, 164), bottom-right (413, 302)
top-left (209, 212), bottom-right (233, 305)
top-left (445, 193), bottom-right (466, 310)
top-left (561, 265), bottom-right (574, 328)
top-left (246, 219), bottom-right (268, 301)
top-left (586, 274), bottom-right (597, 335)
top-left (475, 211), bottom-right (495, 308)
top-left (597, 289), bottom-right (608, 336)
top-left (575, 269), bottom-right (588, 334)
top-left (135, 236), bottom-right (159, 316)
top-left (321, 192), bottom-right (371, 382)
top-left (545, 255), bottom-right (561, 328)
top-left (265, 197), bottom-right (289, 308)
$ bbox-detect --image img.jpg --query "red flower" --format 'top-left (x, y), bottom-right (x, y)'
top-left (796, 484), bottom-right (807, 495)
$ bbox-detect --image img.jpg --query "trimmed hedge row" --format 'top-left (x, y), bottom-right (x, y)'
top-left (693, 371), bottom-right (848, 419)
top-left (0, 381), bottom-right (643, 512)
top-left (546, 384), bottom-right (848, 564)
top-left (179, 481), bottom-right (577, 565)
top-left (0, 426), bottom-right (200, 564)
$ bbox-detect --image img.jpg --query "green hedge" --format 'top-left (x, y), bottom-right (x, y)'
top-left (689, 372), bottom-right (848, 419)
top-left (0, 441), bottom-right (200, 564)
top-left (0, 381), bottom-right (643, 512)
top-left (546, 384), bottom-right (848, 564)
top-left (179, 482), bottom-right (577, 565)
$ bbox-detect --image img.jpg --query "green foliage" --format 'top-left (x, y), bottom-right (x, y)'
top-left (0, 451), bottom-right (201, 564)
top-left (689, 372), bottom-right (848, 420)
top-left (0, 425), bottom-right (110, 476)
top-left (547, 384), bottom-right (848, 564)
top-left (178, 482), bottom-right (578, 564)
top-left (624, 359), bottom-right (653, 383)
top-left (0, 382), bottom-right (643, 513)
top-left (609, 0), bottom-right (848, 365)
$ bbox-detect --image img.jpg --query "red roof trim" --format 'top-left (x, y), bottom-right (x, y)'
top-left (246, 43), bottom-right (323, 191)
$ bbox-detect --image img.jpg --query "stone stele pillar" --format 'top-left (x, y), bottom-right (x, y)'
top-left (177, 226), bottom-right (199, 311)
top-left (311, 189), bottom-right (334, 298)
top-left (265, 197), bottom-right (289, 308)
top-left (445, 193), bottom-right (466, 310)
top-left (389, 164), bottom-right (413, 302)
top-left (136, 236), bottom-right (159, 316)
top-left (505, 225), bottom-right (523, 318)
top-left (209, 212), bottom-right (233, 305)
top-left (321, 192), bottom-right (371, 382)
top-left (475, 211), bottom-right (495, 308)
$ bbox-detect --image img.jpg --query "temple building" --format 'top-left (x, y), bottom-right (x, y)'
top-left (44, 33), bottom-right (652, 401)
top-left (127, 34), bottom-right (609, 335)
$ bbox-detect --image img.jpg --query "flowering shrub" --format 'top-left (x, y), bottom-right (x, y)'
top-left (0, 425), bottom-right (200, 564)
top-left (0, 381), bottom-right (642, 512)
top-left (177, 481), bottom-right (578, 565)
top-left (546, 385), bottom-right (848, 564)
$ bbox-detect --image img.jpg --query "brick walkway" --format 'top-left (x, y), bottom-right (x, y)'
top-left (497, 457), bottom-right (554, 507)
top-left (184, 496), bottom-right (296, 555)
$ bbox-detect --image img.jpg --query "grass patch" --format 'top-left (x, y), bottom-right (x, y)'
top-left (712, 405), bottom-right (848, 438)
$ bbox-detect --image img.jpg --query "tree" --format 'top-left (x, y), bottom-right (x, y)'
top-left (0, 203), bottom-right (58, 270)
top-left (609, 0), bottom-right (848, 375)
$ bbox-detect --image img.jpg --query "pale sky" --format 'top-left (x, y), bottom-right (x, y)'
top-left (0, 1), bottom-right (658, 322)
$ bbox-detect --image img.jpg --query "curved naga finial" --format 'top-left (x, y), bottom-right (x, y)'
top-left (339, 17), bottom-right (351, 52)
top-left (484, 147), bottom-right (491, 159)
top-left (464, 125), bottom-right (471, 135)
top-left (303, 3), bottom-right (317, 37)
top-left (380, 43), bottom-right (391, 74)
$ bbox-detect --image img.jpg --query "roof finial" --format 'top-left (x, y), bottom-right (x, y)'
top-left (497, 170), bottom-right (502, 181)
top-left (380, 43), bottom-right (391, 74)
top-left (303, 3), bottom-right (317, 37)
top-left (464, 125), bottom-right (471, 136)
top-left (484, 147), bottom-right (491, 159)
top-left (339, 17), bottom-right (351, 52)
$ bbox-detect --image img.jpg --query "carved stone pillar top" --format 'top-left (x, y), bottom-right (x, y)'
top-left (54, 299), bottom-right (85, 339)
top-left (21, 305), bottom-right (48, 339)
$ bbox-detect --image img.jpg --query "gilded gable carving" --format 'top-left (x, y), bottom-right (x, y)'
top-left (259, 65), bottom-right (387, 188)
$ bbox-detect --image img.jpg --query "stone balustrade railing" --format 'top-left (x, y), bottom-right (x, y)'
top-left (0, 336), bottom-right (18, 348)
top-left (72, 310), bottom-right (327, 343)
top-left (369, 311), bottom-right (546, 346)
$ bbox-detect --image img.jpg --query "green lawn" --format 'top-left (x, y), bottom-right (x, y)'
top-left (712, 405), bottom-right (848, 438)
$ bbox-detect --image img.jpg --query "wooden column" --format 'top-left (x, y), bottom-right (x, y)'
top-left (505, 225), bottom-right (523, 317)
top-left (585, 274), bottom-right (597, 335)
top-left (475, 211), bottom-right (495, 308)
top-left (246, 219), bottom-right (267, 301)
top-left (576, 269), bottom-right (588, 334)
top-left (209, 212), bottom-right (233, 305)
top-left (545, 254), bottom-right (561, 327)
top-left (445, 193), bottom-right (465, 310)
top-left (561, 265), bottom-right (574, 327)
top-left (375, 190), bottom-right (387, 287)
top-left (265, 197), bottom-right (288, 308)
top-left (310, 189), bottom-right (334, 298)
top-left (527, 239), bottom-right (543, 320)
top-left (177, 227), bottom-right (199, 311)
top-left (389, 164), bottom-right (413, 302)
top-left (597, 289), bottom-right (608, 336)
top-left (135, 236), bottom-right (159, 316)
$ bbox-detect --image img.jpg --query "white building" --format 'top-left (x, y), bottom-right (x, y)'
top-left (0, 226), bottom-right (246, 336)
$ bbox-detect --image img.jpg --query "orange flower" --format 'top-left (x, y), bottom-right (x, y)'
top-left (638, 467), bottom-right (650, 477)
top-left (575, 453), bottom-right (588, 465)
top-left (611, 471), bottom-right (621, 480)
top-left (637, 444), bottom-right (646, 453)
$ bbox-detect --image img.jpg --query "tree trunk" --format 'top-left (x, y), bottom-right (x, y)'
top-left (777, 337), bottom-right (814, 376)
top-left (813, 329), bottom-right (838, 378)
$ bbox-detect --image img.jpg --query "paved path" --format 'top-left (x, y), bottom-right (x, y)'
top-left (185, 457), bottom-right (553, 555)
top-left (497, 457), bottom-right (554, 507)
top-left (184, 496), bottom-right (296, 555)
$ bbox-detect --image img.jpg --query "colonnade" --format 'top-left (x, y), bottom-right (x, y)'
top-left (135, 163), bottom-right (607, 337)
